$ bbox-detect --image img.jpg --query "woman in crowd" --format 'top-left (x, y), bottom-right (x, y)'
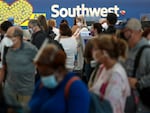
top-left (58, 23), bottom-right (77, 71)
top-left (29, 43), bottom-right (90, 113)
top-left (71, 17), bottom-right (78, 34)
top-left (47, 19), bottom-right (59, 40)
top-left (89, 35), bottom-right (130, 113)
top-left (90, 23), bottom-right (103, 37)
top-left (37, 15), bottom-right (48, 33)
top-left (72, 15), bottom-right (89, 77)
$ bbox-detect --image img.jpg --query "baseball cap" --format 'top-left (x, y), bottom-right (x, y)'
top-left (125, 18), bottom-right (142, 31)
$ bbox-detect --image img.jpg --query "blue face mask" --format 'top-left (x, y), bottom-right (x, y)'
top-left (41, 75), bottom-right (58, 89)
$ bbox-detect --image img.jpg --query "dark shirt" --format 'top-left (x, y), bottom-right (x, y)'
top-left (31, 30), bottom-right (47, 49)
top-left (104, 25), bottom-right (116, 34)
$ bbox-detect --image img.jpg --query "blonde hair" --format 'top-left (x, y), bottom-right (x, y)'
top-left (47, 19), bottom-right (56, 27)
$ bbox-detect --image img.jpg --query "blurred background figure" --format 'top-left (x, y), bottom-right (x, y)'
top-left (47, 19), bottom-right (59, 40)
top-left (58, 23), bottom-right (77, 71)
top-left (103, 13), bottom-right (117, 34)
top-left (28, 19), bottom-right (47, 49)
top-left (60, 19), bottom-right (69, 25)
top-left (142, 28), bottom-right (150, 44)
top-left (0, 21), bottom-right (13, 69)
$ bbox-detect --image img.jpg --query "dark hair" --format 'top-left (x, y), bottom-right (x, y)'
top-left (37, 15), bottom-right (48, 31)
top-left (107, 13), bottom-right (117, 25)
top-left (84, 38), bottom-right (94, 63)
top-left (60, 19), bottom-right (68, 25)
top-left (59, 23), bottom-right (72, 36)
top-left (73, 17), bottom-right (77, 25)
top-left (142, 28), bottom-right (150, 38)
top-left (34, 44), bottom-right (66, 69)
top-left (0, 21), bottom-right (13, 32)
top-left (13, 27), bottom-right (23, 39)
top-left (92, 35), bottom-right (127, 59)
top-left (93, 23), bottom-right (103, 34)
top-left (28, 19), bottom-right (41, 28)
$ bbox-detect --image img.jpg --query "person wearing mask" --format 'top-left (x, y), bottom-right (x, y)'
top-left (103, 13), bottom-right (117, 34)
top-left (123, 18), bottom-right (150, 113)
top-left (89, 35), bottom-right (130, 113)
top-left (0, 26), bottom-right (37, 113)
top-left (142, 28), bottom-right (150, 44)
top-left (28, 19), bottom-right (47, 49)
top-left (91, 22), bottom-right (103, 37)
top-left (0, 21), bottom-right (13, 69)
top-left (72, 15), bottom-right (89, 77)
top-left (71, 17), bottom-right (79, 34)
top-left (29, 43), bottom-right (90, 113)
top-left (37, 15), bottom-right (49, 36)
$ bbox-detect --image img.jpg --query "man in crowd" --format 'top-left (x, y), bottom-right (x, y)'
top-left (124, 18), bottom-right (150, 113)
top-left (0, 26), bottom-right (37, 112)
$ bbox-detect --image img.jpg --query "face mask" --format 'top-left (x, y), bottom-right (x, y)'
top-left (90, 60), bottom-right (97, 68)
top-left (3, 37), bottom-right (13, 47)
top-left (77, 22), bottom-right (82, 27)
top-left (41, 75), bottom-right (58, 89)
top-left (102, 23), bottom-right (108, 30)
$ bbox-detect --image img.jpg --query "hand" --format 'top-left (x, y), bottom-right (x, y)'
top-left (128, 77), bottom-right (138, 89)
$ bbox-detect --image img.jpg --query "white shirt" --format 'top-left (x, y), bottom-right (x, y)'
top-left (53, 27), bottom-right (60, 40)
top-left (59, 37), bottom-right (77, 70)
top-left (91, 63), bottom-right (130, 113)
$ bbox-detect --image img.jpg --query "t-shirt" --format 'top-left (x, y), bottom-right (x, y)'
top-left (59, 37), bottom-right (77, 70)
top-left (5, 41), bottom-right (38, 95)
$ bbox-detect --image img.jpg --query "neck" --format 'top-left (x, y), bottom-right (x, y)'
top-left (56, 69), bottom-right (68, 82)
top-left (35, 27), bottom-right (41, 33)
top-left (60, 35), bottom-right (69, 38)
top-left (104, 59), bottom-right (116, 70)
top-left (129, 35), bottom-right (141, 48)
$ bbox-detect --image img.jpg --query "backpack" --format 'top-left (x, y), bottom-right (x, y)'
top-left (65, 76), bottom-right (113, 113)
top-left (133, 45), bottom-right (150, 108)
top-left (47, 27), bottom-right (56, 40)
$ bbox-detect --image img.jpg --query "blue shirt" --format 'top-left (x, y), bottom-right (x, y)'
top-left (29, 72), bottom-right (90, 113)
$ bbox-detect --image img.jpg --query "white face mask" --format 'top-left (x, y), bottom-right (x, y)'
top-left (77, 22), bottom-right (82, 27)
top-left (3, 37), bottom-right (13, 47)
top-left (90, 60), bottom-right (97, 68)
top-left (102, 23), bottom-right (108, 30)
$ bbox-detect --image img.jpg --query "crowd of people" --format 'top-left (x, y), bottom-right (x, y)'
top-left (0, 13), bottom-right (150, 113)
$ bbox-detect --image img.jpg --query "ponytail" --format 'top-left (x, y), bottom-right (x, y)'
top-left (112, 37), bottom-right (127, 59)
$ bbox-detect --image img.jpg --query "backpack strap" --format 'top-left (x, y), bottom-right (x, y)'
top-left (133, 45), bottom-right (150, 76)
top-left (64, 76), bottom-right (80, 99)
